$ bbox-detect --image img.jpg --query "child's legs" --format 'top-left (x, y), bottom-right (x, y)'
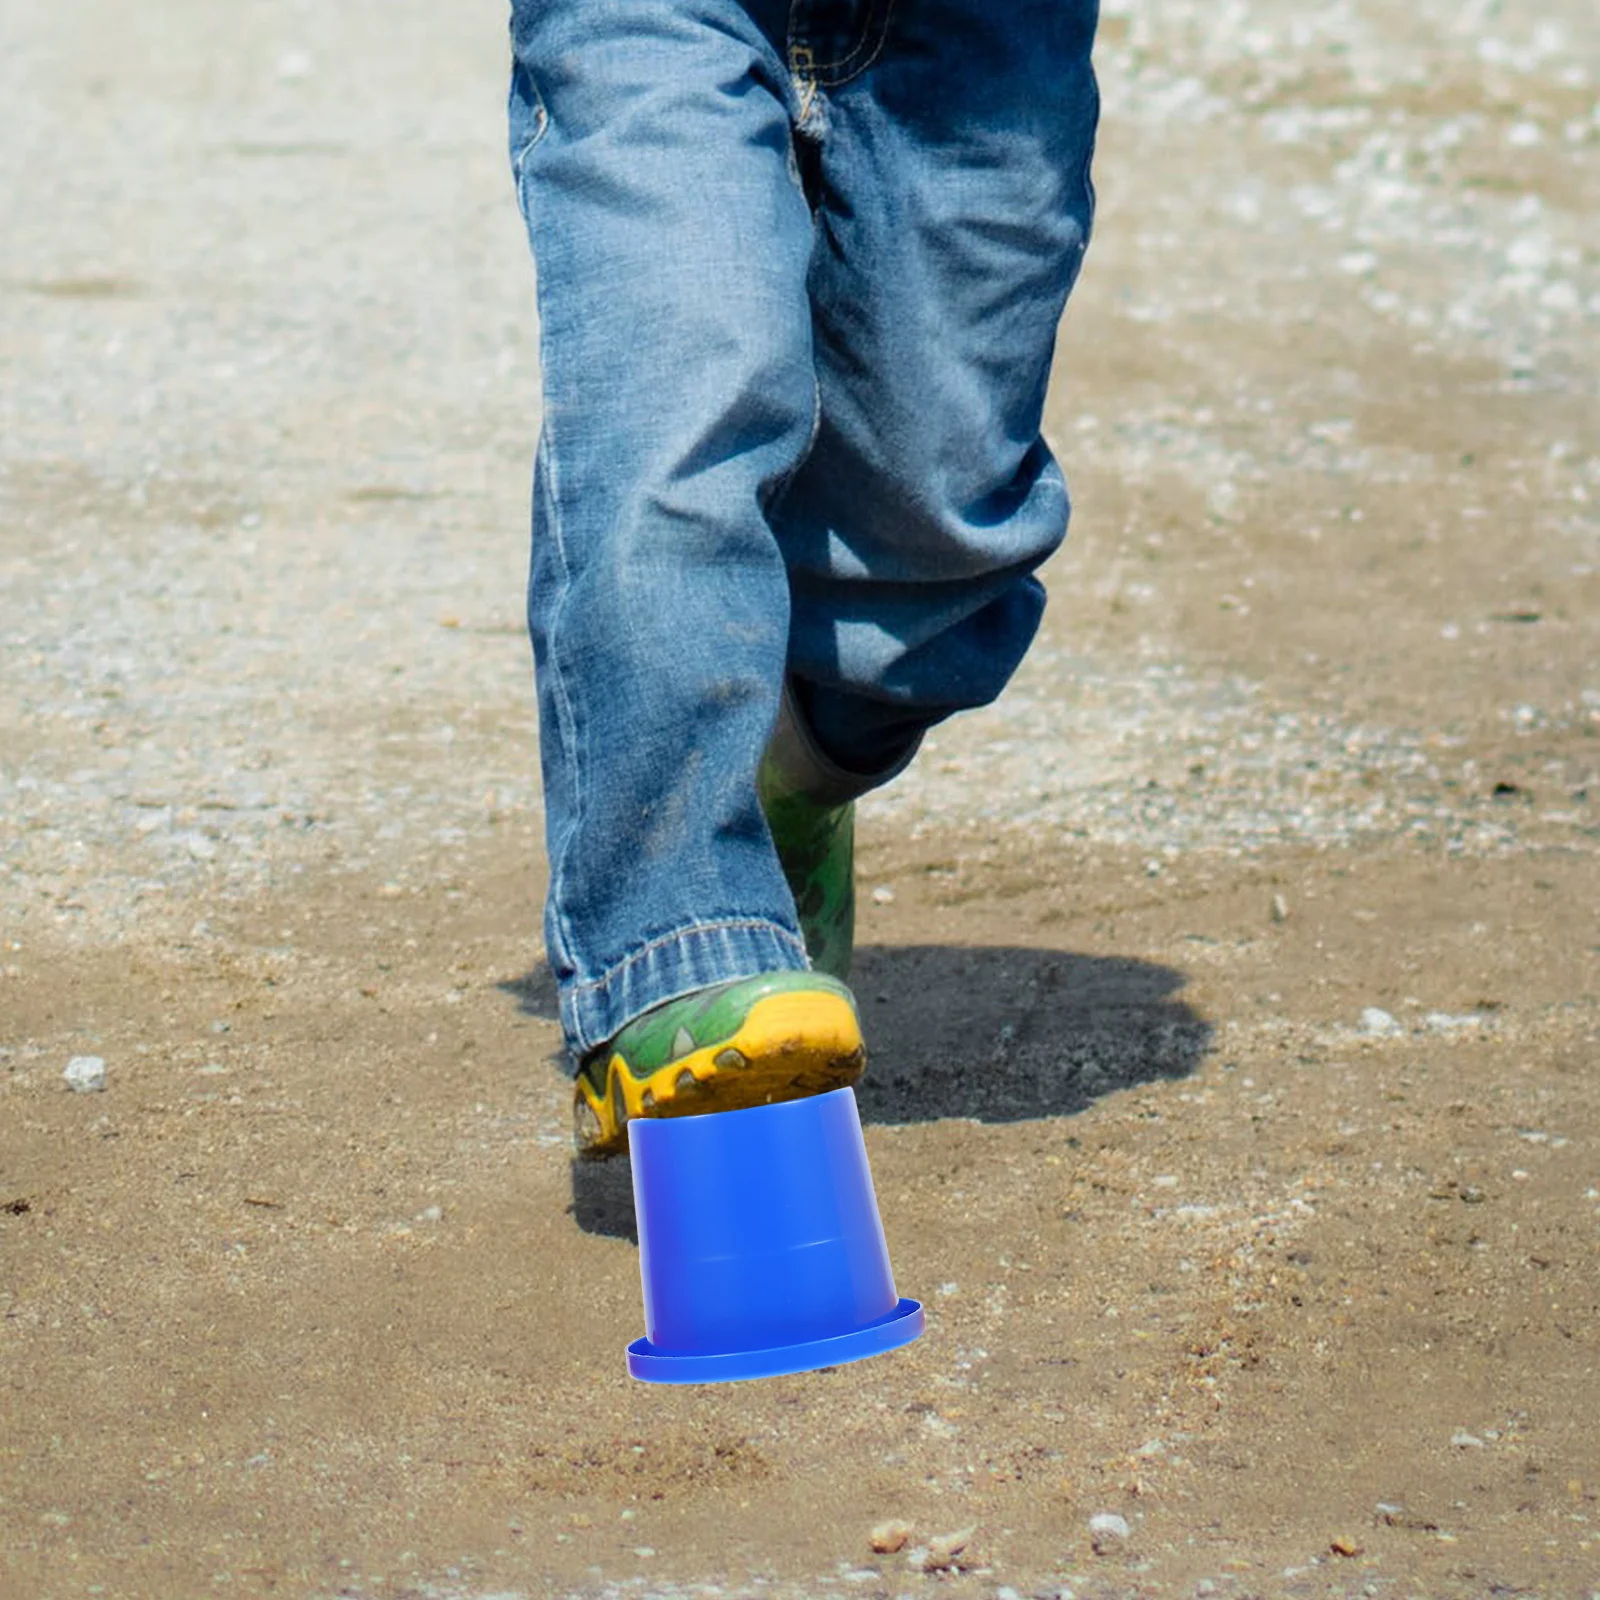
top-left (510, 0), bottom-right (819, 1057)
top-left (774, 0), bottom-right (1101, 774)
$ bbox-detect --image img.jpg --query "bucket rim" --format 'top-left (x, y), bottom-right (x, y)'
top-left (626, 1297), bottom-right (924, 1384)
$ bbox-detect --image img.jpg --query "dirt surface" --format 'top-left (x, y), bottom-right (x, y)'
top-left (2, 1), bottom-right (1598, 1598)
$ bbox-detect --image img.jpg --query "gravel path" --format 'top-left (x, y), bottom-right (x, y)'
top-left (5, 0), bottom-right (1595, 952)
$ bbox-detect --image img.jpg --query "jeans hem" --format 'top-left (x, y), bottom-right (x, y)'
top-left (562, 918), bottom-right (811, 1059)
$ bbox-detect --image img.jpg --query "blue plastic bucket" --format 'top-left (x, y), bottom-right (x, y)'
top-left (626, 1087), bottom-right (924, 1383)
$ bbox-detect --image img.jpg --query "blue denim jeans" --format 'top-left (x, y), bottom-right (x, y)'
top-left (508, 0), bottom-right (1099, 1057)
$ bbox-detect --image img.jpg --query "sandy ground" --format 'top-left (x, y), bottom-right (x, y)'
top-left (2, 1), bottom-right (1598, 1597)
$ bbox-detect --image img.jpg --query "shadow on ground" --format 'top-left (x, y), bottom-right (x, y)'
top-left (502, 944), bottom-right (1211, 1243)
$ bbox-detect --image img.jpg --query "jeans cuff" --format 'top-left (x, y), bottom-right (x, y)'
top-left (765, 680), bottom-right (923, 807)
top-left (560, 917), bottom-right (811, 1061)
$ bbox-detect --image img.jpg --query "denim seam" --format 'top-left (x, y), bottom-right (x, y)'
top-left (786, 31), bottom-right (822, 130)
top-left (536, 434), bottom-right (584, 976)
top-left (566, 918), bottom-right (810, 998)
top-left (839, 0), bottom-right (898, 85)
top-left (798, 0), bottom-right (897, 87)
top-left (509, 67), bottom-right (551, 178)
top-left (1081, 73), bottom-right (1102, 242)
top-left (765, 366), bottom-right (823, 521)
top-left (519, 118), bottom-right (583, 974)
top-left (510, 112), bottom-right (550, 178)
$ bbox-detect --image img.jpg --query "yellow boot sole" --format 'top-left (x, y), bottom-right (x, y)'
top-left (574, 987), bottom-right (866, 1160)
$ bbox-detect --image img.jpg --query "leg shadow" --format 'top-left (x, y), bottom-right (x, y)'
top-left (850, 943), bottom-right (1211, 1125)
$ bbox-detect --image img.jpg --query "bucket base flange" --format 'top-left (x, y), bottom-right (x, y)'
top-left (626, 1297), bottom-right (924, 1385)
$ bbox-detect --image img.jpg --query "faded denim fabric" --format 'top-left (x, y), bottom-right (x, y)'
top-left (508, 0), bottom-right (1099, 1056)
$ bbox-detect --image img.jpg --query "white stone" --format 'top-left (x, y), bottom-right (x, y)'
top-left (63, 1056), bottom-right (107, 1093)
top-left (1088, 1511), bottom-right (1131, 1547)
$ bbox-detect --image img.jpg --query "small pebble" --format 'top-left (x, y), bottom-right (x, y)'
top-left (1088, 1511), bottom-right (1131, 1551)
top-left (922, 1526), bottom-right (976, 1572)
top-left (1360, 1006), bottom-right (1403, 1037)
top-left (63, 1056), bottom-right (107, 1093)
top-left (1270, 893), bottom-right (1289, 922)
top-left (870, 1520), bottom-right (913, 1554)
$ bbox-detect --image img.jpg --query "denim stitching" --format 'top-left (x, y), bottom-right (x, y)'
top-left (510, 105), bottom-right (550, 176)
top-left (517, 121), bottom-right (584, 974)
top-left (509, 66), bottom-right (551, 178)
top-left (786, 25), bottom-right (822, 131)
top-left (535, 431), bottom-right (584, 976)
top-left (809, 0), bottom-right (897, 87)
top-left (788, 0), bottom-right (893, 118)
top-left (567, 918), bottom-right (810, 996)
